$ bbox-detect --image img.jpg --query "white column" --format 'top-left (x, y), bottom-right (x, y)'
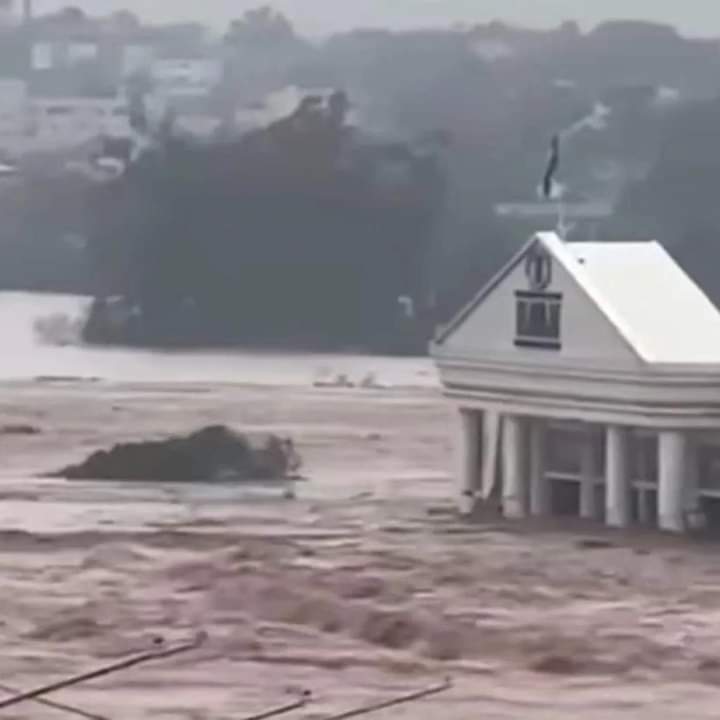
top-left (455, 409), bottom-right (481, 515)
top-left (658, 430), bottom-right (687, 533)
top-left (529, 419), bottom-right (551, 516)
top-left (503, 414), bottom-right (527, 519)
top-left (579, 428), bottom-right (599, 520)
top-left (606, 425), bottom-right (631, 528)
top-left (480, 409), bottom-right (501, 501)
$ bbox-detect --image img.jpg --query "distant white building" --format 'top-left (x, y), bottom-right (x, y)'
top-left (31, 40), bottom-right (101, 71)
top-left (0, 0), bottom-right (15, 26)
top-left (469, 38), bottom-right (514, 61)
top-left (0, 77), bottom-right (134, 154)
top-left (0, 79), bottom-right (28, 139)
top-left (151, 58), bottom-right (222, 98)
top-left (121, 43), bottom-right (155, 77)
top-left (234, 86), bottom-right (354, 133)
top-left (31, 42), bottom-right (54, 71)
top-left (433, 232), bottom-right (720, 534)
top-left (26, 95), bottom-right (131, 150)
top-left (66, 41), bottom-right (99, 65)
top-left (135, 57), bottom-right (223, 139)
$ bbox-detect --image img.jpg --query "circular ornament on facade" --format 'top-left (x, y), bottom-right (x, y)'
top-left (525, 244), bottom-right (552, 291)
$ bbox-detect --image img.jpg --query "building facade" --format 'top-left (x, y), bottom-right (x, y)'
top-left (0, 78), bottom-right (27, 138)
top-left (432, 232), bottom-right (720, 533)
top-left (150, 58), bottom-right (221, 99)
top-left (27, 95), bottom-right (131, 148)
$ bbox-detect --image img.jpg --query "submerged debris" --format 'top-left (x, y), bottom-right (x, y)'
top-left (0, 424), bottom-right (41, 436)
top-left (312, 371), bottom-right (387, 390)
top-left (0, 633), bottom-right (206, 712)
top-left (50, 425), bottom-right (302, 482)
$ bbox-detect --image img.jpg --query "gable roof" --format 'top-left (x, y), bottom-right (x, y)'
top-left (436, 231), bottom-right (720, 366)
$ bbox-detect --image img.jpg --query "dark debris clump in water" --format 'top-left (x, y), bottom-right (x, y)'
top-left (49, 425), bottom-right (302, 482)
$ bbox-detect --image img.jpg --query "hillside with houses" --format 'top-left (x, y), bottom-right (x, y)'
top-left (0, 5), bottom-right (718, 351)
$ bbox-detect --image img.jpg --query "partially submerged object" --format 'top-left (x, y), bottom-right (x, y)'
top-left (0, 637), bottom-right (448, 720)
top-left (320, 678), bottom-right (452, 720)
top-left (50, 426), bottom-right (302, 494)
top-left (0, 633), bottom-right (206, 716)
top-left (313, 370), bottom-right (387, 390)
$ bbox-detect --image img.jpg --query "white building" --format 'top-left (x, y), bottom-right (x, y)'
top-left (26, 96), bottom-right (131, 150)
top-left (432, 232), bottom-right (720, 533)
top-left (31, 40), bottom-right (101, 71)
top-left (234, 86), bottom-right (360, 134)
top-left (0, 79), bottom-right (28, 138)
top-left (121, 43), bottom-right (155, 77)
top-left (66, 41), bottom-right (99, 65)
top-left (0, 0), bottom-right (15, 26)
top-left (139, 57), bottom-right (222, 139)
top-left (31, 42), bottom-right (54, 71)
top-left (150, 58), bottom-right (222, 98)
top-left (0, 83), bottom-right (134, 155)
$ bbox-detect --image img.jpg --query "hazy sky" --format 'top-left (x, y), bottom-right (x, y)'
top-left (29, 1), bottom-right (720, 37)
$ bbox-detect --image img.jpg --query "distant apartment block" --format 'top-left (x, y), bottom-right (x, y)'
top-left (151, 58), bottom-right (222, 97)
top-left (0, 78), bottom-right (28, 137)
top-left (28, 95), bottom-right (130, 146)
top-left (0, 78), bottom-right (132, 155)
top-left (121, 43), bottom-right (154, 77)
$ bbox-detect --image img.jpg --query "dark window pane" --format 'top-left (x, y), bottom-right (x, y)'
top-left (698, 445), bottom-right (720, 490)
top-left (516, 298), bottom-right (561, 340)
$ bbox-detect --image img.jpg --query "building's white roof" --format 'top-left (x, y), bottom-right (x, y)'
top-left (539, 232), bottom-right (720, 365)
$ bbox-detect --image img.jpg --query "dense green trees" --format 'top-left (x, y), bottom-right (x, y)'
top-left (5, 12), bottom-right (720, 353)
top-left (86, 93), bottom-right (445, 352)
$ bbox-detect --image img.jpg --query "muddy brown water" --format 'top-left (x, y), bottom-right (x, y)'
top-left (0, 380), bottom-right (718, 719)
top-left (0, 293), bottom-right (718, 717)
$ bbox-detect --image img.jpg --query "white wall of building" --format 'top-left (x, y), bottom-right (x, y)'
top-left (0, 79), bottom-right (28, 138)
top-left (234, 86), bottom-right (355, 133)
top-left (32, 41), bottom-right (101, 70)
top-left (67, 42), bottom-right (99, 65)
top-left (122, 44), bottom-right (155, 77)
top-left (151, 58), bottom-right (222, 98)
top-left (441, 250), bottom-right (640, 367)
top-left (26, 96), bottom-right (132, 149)
top-left (31, 42), bottom-right (54, 71)
top-left (0, 80), bottom-right (135, 154)
top-left (0, 0), bottom-right (15, 26)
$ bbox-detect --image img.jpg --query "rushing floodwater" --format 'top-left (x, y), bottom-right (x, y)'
top-left (0, 291), bottom-right (437, 386)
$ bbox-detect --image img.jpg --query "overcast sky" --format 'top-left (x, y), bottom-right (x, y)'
top-left (28, 1), bottom-right (720, 37)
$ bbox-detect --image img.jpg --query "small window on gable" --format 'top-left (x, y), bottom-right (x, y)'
top-left (515, 290), bottom-right (562, 350)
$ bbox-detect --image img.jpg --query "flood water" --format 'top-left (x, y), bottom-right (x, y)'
top-left (0, 291), bottom-right (437, 386)
top-left (1, 293), bottom-right (720, 719)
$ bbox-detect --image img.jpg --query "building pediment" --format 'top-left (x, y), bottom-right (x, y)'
top-left (433, 232), bottom-right (720, 428)
top-left (434, 233), bottom-right (641, 369)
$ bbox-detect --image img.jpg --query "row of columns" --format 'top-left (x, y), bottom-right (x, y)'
top-left (456, 409), bottom-right (694, 533)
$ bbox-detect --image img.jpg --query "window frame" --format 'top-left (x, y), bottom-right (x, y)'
top-left (514, 290), bottom-right (562, 350)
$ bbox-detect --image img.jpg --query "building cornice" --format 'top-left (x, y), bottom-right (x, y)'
top-left (435, 353), bottom-right (720, 429)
